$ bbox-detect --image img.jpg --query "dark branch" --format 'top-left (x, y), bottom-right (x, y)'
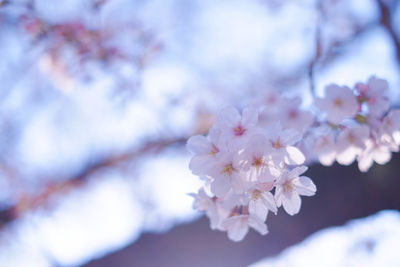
top-left (377, 0), bottom-right (400, 65)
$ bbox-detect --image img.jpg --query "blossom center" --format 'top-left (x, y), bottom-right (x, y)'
top-left (252, 157), bottom-right (265, 170)
top-left (288, 109), bottom-right (298, 119)
top-left (283, 181), bottom-right (294, 192)
top-left (334, 98), bottom-right (343, 107)
top-left (271, 139), bottom-right (283, 149)
top-left (252, 189), bottom-right (262, 200)
top-left (233, 125), bottom-right (246, 136)
top-left (267, 95), bottom-right (277, 104)
top-left (347, 133), bottom-right (356, 144)
top-left (222, 164), bottom-right (235, 175)
top-left (369, 97), bottom-right (376, 104)
top-left (208, 144), bottom-right (219, 156)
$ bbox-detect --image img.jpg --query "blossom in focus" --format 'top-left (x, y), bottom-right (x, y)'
top-left (207, 152), bottom-right (245, 197)
top-left (221, 213), bottom-right (268, 242)
top-left (215, 106), bottom-right (259, 150)
top-left (186, 126), bottom-right (227, 176)
top-left (247, 183), bottom-right (277, 221)
top-left (238, 134), bottom-right (277, 182)
top-left (189, 188), bottom-right (231, 230)
top-left (274, 166), bottom-right (316, 216)
top-left (266, 123), bottom-right (305, 165)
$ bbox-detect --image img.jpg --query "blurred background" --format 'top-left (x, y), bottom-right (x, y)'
top-left (0, 0), bottom-right (399, 266)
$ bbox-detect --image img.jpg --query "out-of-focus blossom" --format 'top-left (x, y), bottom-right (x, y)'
top-left (356, 76), bottom-right (390, 117)
top-left (316, 84), bottom-right (358, 124)
top-left (336, 125), bottom-right (369, 165)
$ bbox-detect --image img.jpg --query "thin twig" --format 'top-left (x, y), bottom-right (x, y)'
top-left (377, 0), bottom-right (400, 65)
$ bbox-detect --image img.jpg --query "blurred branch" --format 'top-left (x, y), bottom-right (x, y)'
top-left (0, 136), bottom-right (187, 229)
top-left (308, 26), bottom-right (321, 98)
top-left (308, 2), bottom-right (323, 98)
top-left (377, 0), bottom-right (400, 64)
top-left (274, 21), bottom-right (375, 90)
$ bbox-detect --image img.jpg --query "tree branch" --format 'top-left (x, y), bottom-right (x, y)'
top-left (0, 136), bottom-right (187, 229)
top-left (378, 0), bottom-right (400, 65)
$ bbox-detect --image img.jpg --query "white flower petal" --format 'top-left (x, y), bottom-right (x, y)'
top-left (261, 191), bottom-right (277, 214)
top-left (293, 176), bottom-right (316, 196)
top-left (241, 106), bottom-right (258, 127)
top-left (249, 198), bottom-right (268, 221)
top-left (336, 147), bottom-right (358, 165)
top-left (284, 146), bottom-right (305, 165)
top-left (373, 149), bottom-right (391, 165)
top-left (186, 135), bottom-right (212, 154)
top-left (210, 177), bottom-right (231, 198)
top-left (319, 151), bottom-right (336, 166)
top-left (289, 166), bottom-right (308, 178)
top-left (189, 155), bottom-right (212, 175)
top-left (222, 216), bottom-right (249, 242)
top-left (248, 216), bottom-right (268, 235)
top-left (218, 106), bottom-right (241, 127)
top-left (274, 186), bottom-right (284, 207)
top-left (358, 153), bottom-right (373, 172)
top-left (281, 129), bottom-right (302, 145)
top-left (230, 173), bottom-right (248, 194)
top-left (206, 205), bottom-right (220, 230)
top-left (282, 192), bottom-right (301, 216)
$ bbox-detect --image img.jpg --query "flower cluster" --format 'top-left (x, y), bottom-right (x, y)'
top-left (307, 76), bottom-right (400, 171)
top-left (20, 15), bottom-right (162, 70)
top-left (187, 106), bottom-right (316, 241)
top-left (187, 76), bottom-right (400, 241)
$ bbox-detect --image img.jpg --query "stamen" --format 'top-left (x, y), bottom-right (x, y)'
top-left (222, 164), bottom-right (234, 175)
top-left (283, 181), bottom-right (294, 192)
top-left (272, 139), bottom-right (283, 149)
top-left (233, 125), bottom-right (246, 136)
top-left (334, 98), bottom-right (343, 107)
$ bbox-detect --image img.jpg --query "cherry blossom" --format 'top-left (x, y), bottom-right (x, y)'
top-left (314, 134), bottom-right (337, 166)
top-left (356, 76), bottom-right (390, 117)
top-left (335, 125), bottom-right (369, 165)
top-left (279, 97), bottom-right (314, 134)
top-left (189, 188), bottom-right (231, 230)
top-left (316, 84), bottom-right (358, 124)
top-left (187, 76), bottom-right (399, 242)
top-left (221, 213), bottom-right (268, 242)
top-left (266, 123), bottom-right (305, 165)
top-left (207, 152), bottom-right (246, 197)
top-left (256, 88), bottom-right (284, 127)
top-left (186, 126), bottom-right (227, 176)
top-left (381, 109), bottom-right (400, 146)
top-left (274, 166), bottom-right (316, 216)
top-left (247, 183), bottom-right (277, 221)
top-left (215, 106), bottom-right (259, 149)
top-left (358, 138), bottom-right (392, 172)
top-left (238, 134), bottom-right (277, 182)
